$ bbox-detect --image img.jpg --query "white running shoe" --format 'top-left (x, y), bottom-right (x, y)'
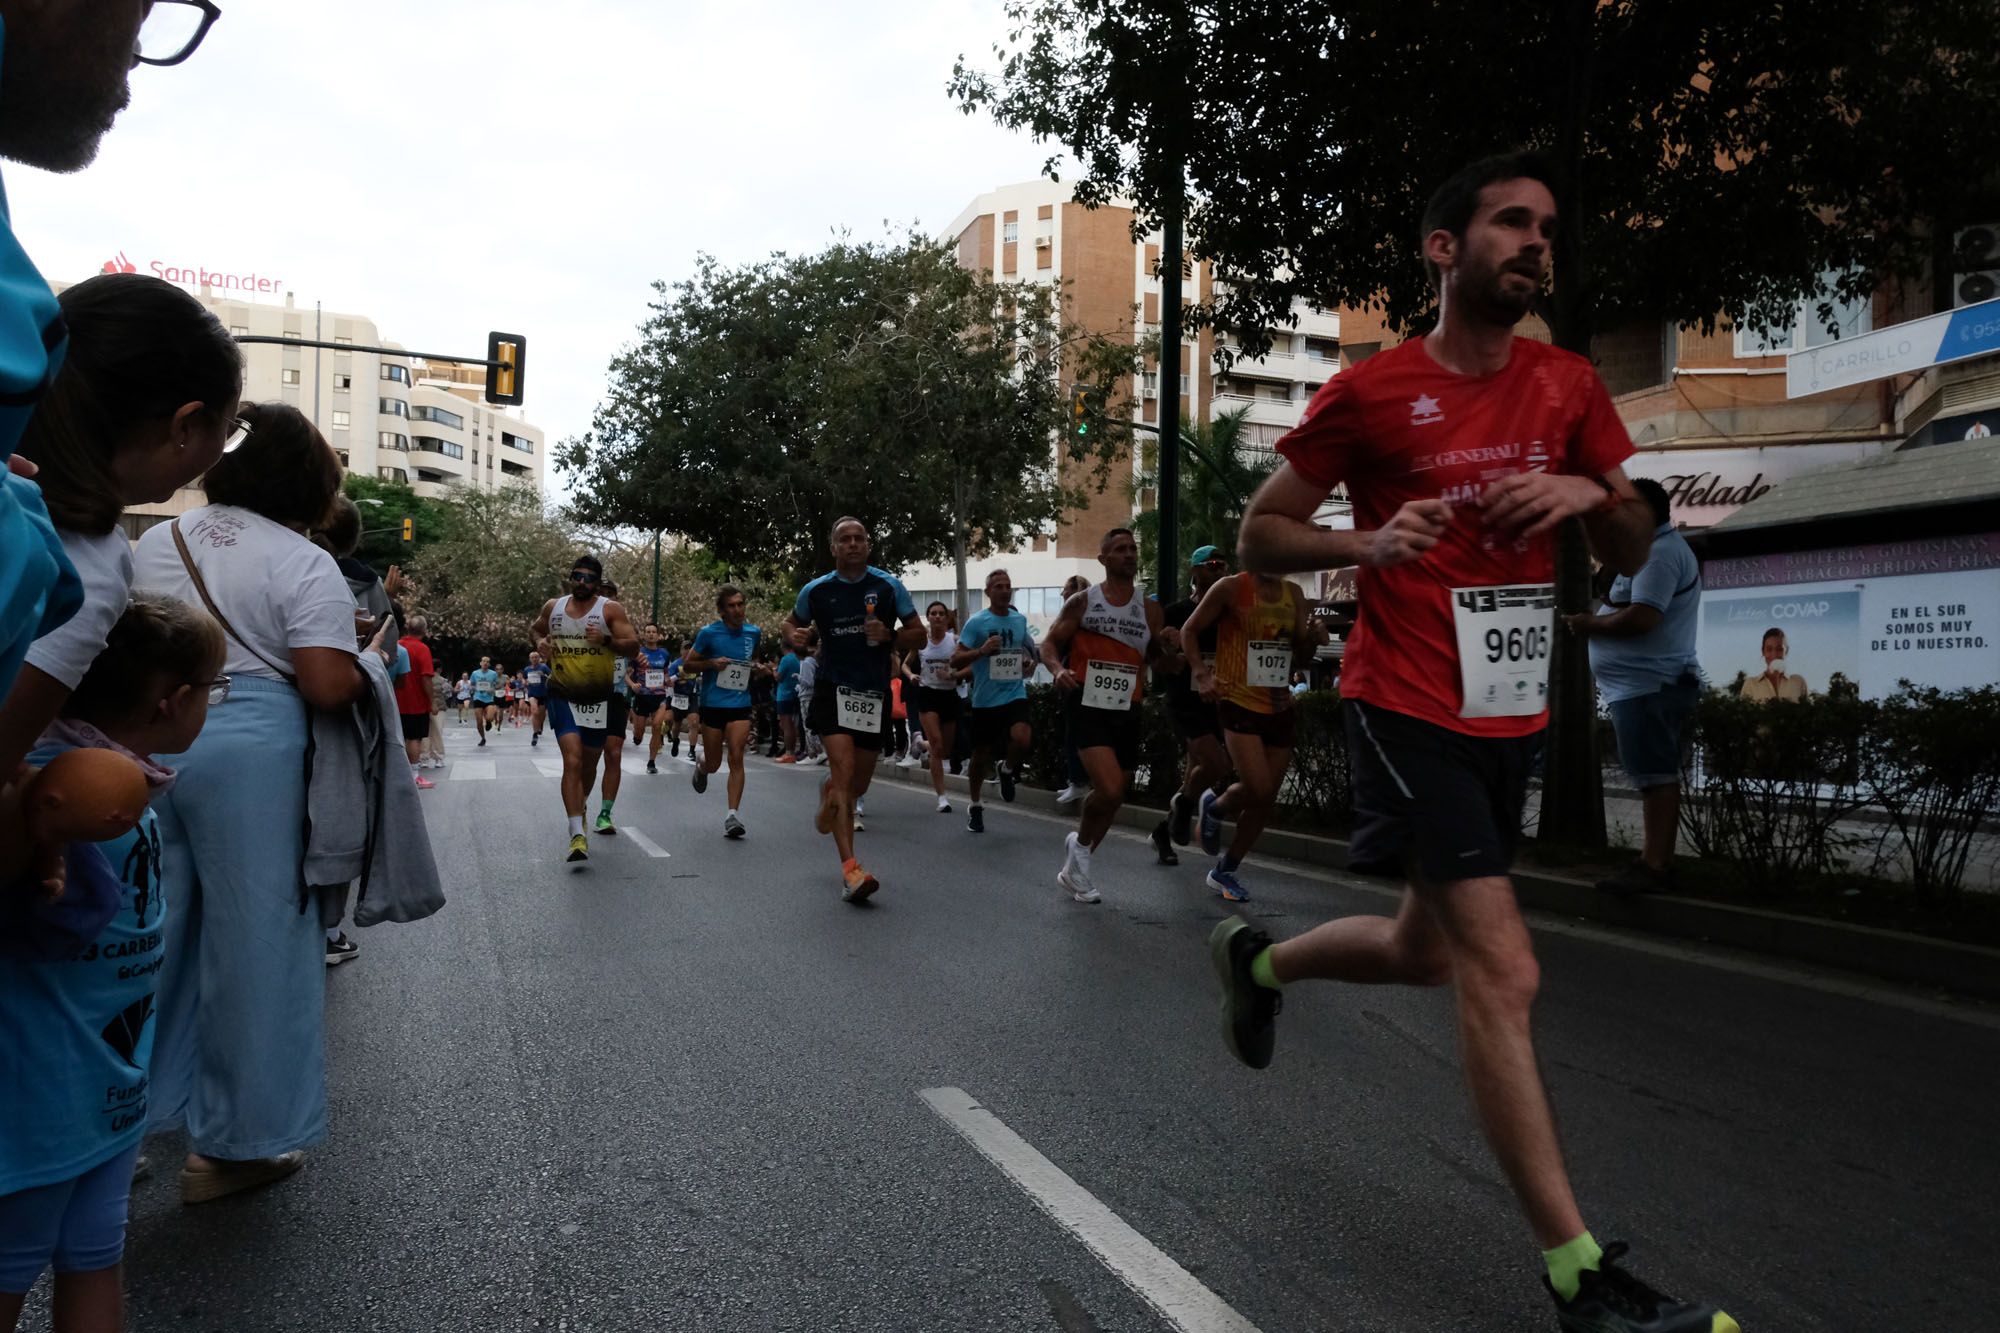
top-left (1057, 832), bottom-right (1100, 903)
top-left (937, 795), bottom-right (951, 813)
top-left (1055, 783), bottom-right (1091, 807)
top-left (897, 752), bottom-right (916, 768)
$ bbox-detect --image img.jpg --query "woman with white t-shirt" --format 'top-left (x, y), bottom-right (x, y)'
top-left (0, 273), bottom-right (244, 781)
top-left (912, 601), bottom-right (964, 814)
top-left (131, 401), bottom-right (383, 1205)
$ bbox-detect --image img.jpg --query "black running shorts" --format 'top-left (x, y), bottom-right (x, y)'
top-left (970, 699), bottom-right (1030, 751)
top-left (1064, 695), bottom-right (1141, 771)
top-left (1344, 699), bottom-right (1537, 885)
top-left (807, 681), bottom-right (888, 752)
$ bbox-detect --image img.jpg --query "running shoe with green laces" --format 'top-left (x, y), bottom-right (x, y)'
top-left (1548, 1243), bottom-right (1741, 1332)
top-left (566, 833), bottom-right (588, 863)
top-left (595, 810), bottom-right (616, 834)
top-left (1208, 916), bottom-right (1280, 1069)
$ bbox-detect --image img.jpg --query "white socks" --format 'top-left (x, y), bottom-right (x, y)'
top-left (568, 816), bottom-right (584, 836)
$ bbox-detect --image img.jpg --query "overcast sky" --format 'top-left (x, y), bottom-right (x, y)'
top-left (10, 0), bottom-right (1055, 492)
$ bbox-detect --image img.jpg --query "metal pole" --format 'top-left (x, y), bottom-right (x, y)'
top-left (1158, 194), bottom-right (1182, 606)
top-left (312, 302), bottom-right (322, 436)
top-left (650, 530), bottom-right (662, 626)
top-left (952, 460), bottom-right (970, 624)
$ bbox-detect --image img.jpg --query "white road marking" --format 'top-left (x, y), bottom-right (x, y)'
top-left (918, 1086), bottom-right (1262, 1333)
top-left (532, 757), bottom-right (565, 779)
top-left (622, 827), bottom-right (670, 859)
top-left (451, 760), bottom-right (496, 781)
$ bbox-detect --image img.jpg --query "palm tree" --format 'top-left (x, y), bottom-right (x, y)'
top-left (1129, 406), bottom-right (1280, 565)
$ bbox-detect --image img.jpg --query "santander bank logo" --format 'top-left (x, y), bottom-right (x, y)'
top-left (97, 251), bottom-right (283, 295)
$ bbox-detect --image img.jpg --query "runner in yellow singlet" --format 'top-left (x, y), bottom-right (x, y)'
top-left (1183, 571), bottom-right (1321, 902)
top-left (531, 554), bottom-right (639, 864)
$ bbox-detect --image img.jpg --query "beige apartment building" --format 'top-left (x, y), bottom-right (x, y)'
top-left (909, 179), bottom-right (1343, 622)
top-left (57, 282), bottom-right (547, 538)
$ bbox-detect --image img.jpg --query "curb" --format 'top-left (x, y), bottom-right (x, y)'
top-left (856, 756), bottom-right (2000, 1002)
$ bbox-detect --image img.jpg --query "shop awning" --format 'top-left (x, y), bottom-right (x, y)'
top-left (1696, 437), bottom-right (2000, 557)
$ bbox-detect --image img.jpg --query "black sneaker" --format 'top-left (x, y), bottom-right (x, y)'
top-left (670, 740), bottom-right (679, 757)
top-left (1549, 1243), bottom-right (1741, 1332)
top-left (1596, 861), bottom-right (1676, 899)
top-left (531, 734), bottom-right (539, 747)
top-left (1151, 821), bottom-right (1180, 865)
top-left (1168, 791), bottom-right (1194, 846)
top-left (325, 933), bottom-right (359, 966)
top-left (693, 765), bottom-right (708, 794)
top-left (967, 805), bottom-right (985, 833)
top-left (998, 763), bottom-right (1017, 804)
top-left (646, 759), bottom-right (658, 774)
top-left (1207, 916), bottom-right (1281, 1069)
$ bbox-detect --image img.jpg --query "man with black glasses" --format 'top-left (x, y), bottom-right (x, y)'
top-left (532, 556), bottom-right (639, 864)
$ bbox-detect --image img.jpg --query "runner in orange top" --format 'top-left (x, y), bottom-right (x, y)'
top-left (1039, 527), bottom-right (1165, 904)
top-left (1183, 571), bottom-right (1320, 902)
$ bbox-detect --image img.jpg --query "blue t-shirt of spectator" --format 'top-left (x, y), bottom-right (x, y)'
top-left (775, 651), bottom-right (800, 702)
top-left (1588, 522), bottom-right (1703, 703)
top-left (0, 747), bottom-right (165, 1194)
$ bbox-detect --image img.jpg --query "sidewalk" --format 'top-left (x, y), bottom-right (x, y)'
top-left (859, 757), bottom-right (2000, 1003)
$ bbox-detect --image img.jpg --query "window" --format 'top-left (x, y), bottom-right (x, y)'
top-left (335, 451), bottom-right (350, 468)
top-left (229, 324), bottom-right (249, 336)
top-left (334, 335), bottom-right (352, 357)
top-left (377, 467), bottom-right (407, 484)
top-left (379, 432), bottom-right (408, 451)
top-left (333, 374), bottom-right (351, 392)
top-left (379, 397), bottom-right (407, 417)
top-left (471, 451), bottom-right (479, 464)
top-left (330, 410), bottom-right (350, 429)
top-left (380, 364), bottom-right (409, 384)
top-left (1003, 220), bottom-right (1020, 242)
top-left (1734, 274), bottom-right (1874, 357)
top-left (502, 432), bottom-right (534, 454)
top-left (412, 436), bottom-right (462, 459)
top-left (281, 369), bottom-right (301, 386)
top-left (409, 404), bottom-right (464, 429)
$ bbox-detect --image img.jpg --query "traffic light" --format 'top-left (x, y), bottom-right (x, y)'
top-left (1072, 385), bottom-right (1090, 436)
top-left (485, 331), bottom-right (525, 406)
top-left (401, 516), bottom-right (414, 543)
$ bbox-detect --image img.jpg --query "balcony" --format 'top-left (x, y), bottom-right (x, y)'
top-left (1211, 393), bottom-right (1307, 429)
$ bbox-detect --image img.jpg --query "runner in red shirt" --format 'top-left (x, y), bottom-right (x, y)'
top-left (1206, 154), bottom-right (1738, 1333)
top-left (395, 616), bottom-right (436, 790)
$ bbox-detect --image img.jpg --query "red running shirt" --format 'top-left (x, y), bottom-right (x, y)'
top-left (1277, 337), bottom-right (1633, 737)
top-left (395, 636), bottom-right (434, 716)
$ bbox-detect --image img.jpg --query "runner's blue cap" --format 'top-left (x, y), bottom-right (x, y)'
top-left (1189, 545), bottom-right (1222, 566)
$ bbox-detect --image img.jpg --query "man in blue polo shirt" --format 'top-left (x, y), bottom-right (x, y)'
top-left (782, 516), bottom-right (922, 903)
top-left (683, 586), bottom-right (764, 839)
top-left (1564, 477), bottom-right (1703, 897)
top-left (953, 567), bottom-right (1038, 833)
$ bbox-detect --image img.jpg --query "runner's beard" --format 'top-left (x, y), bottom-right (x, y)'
top-left (1463, 257), bottom-right (1541, 326)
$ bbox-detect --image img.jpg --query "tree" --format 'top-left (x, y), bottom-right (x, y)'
top-left (1130, 407), bottom-right (1280, 562)
top-left (341, 474), bottom-right (449, 574)
top-left (561, 233), bottom-right (1145, 590)
top-left (405, 485), bottom-right (580, 657)
top-left (951, 0), bottom-right (2000, 844)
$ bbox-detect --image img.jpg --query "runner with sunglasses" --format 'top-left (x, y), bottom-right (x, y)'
top-left (531, 555), bottom-right (639, 863)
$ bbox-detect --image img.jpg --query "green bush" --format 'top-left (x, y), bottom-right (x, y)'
top-left (1864, 683), bottom-right (2000, 905)
top-left (1284, 690), bottom-right (1353, 830)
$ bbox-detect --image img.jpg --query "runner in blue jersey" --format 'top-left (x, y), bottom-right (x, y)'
top-left (665, 644), bottom-right (701, 762)
top-left (774, 646), bottom-right (803, 762)
top-left (952, 568), bottom-right (1039, 833)
top-left (682, 586), bottom-right (767, 839)
top-left (627, 624), bottom-right (673, 774)
top-left (782, 516), bottom-right (922, 902)
top-left (523, 650), bottom-right (550, 747)
top-left (469, 656), bottom-right (501, 747)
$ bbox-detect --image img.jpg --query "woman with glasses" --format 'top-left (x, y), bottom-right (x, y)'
top-left (0, 272), bottom-right (244, 783)
top-left (130, 402), bottom-right (387, 1204)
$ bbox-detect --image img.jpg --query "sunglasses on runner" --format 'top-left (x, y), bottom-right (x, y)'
top-left (570, 570), bottom-right (600, 584)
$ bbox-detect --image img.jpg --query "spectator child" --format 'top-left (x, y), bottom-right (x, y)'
top-left (0, 594), bottom-right (225, 1332)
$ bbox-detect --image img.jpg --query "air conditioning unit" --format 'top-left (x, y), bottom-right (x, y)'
top-left (1034, 235), bottom-right (1052, 249)
top-left (1953, 224), bottom-right (2000, 308)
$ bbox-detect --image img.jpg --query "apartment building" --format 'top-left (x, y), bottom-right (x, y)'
top-left (56, 279), bottom-right (546, 537)
top-left (912, 179), bottom-right (1343, 609)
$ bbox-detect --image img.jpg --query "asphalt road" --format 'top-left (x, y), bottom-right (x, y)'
top-left (29, 720), bottom-right (2000, 1331)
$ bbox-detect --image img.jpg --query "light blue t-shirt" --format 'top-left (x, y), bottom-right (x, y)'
top-left (0, 748), bottom-right (165, 1193)
top-left (392, 644), bottom-right (411, 679)
top-left (690, 621), bottom-right (763, 710)
top-left (470, 668), bottom-right (500, 701)
top-left (775, 652), bottom-right (800, 702)
top-left (1588, 522), bottom-right (1703, 703)
top-left (959, 606), bottom-right (1036, 709)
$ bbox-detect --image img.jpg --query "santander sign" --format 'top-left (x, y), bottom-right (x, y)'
top-left (100, 250), bottom-right (283, 296)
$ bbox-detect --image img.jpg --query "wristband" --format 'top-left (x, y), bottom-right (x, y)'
top-left (1589, 474), bottom-right (1621, 512)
